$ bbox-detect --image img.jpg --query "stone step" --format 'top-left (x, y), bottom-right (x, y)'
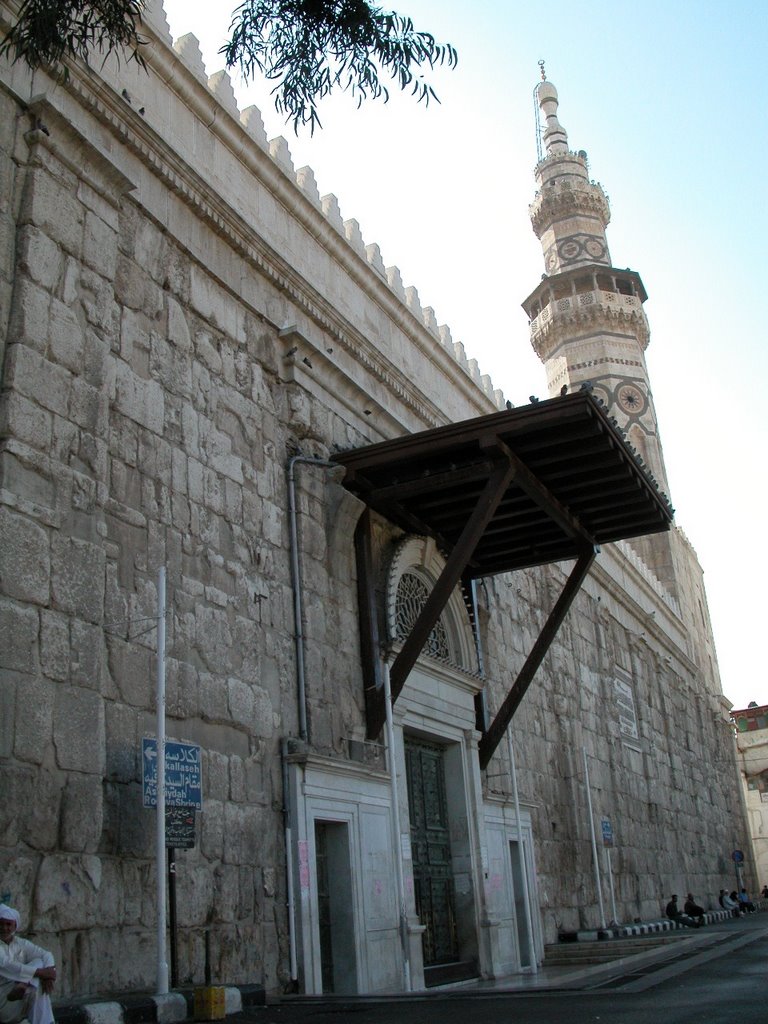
top-left (544, 934), bottom-right (687, 966)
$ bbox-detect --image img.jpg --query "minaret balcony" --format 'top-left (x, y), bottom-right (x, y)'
top-left (529, 177), bottom-right (610, 237)
top-left (527, 288), bottom-right (651, 358)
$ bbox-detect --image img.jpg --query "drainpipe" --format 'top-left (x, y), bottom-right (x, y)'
top-left (285, 454), bottom-right (337, 988)
top-left (287, 454), bottom-right (337, 741)
top-left (383, 662), bottom-right (412, 992)
top-left (507, 730), bottom-right (538, 973)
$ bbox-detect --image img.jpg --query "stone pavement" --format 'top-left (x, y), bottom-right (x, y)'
top-left (52, 908), bottom-right (767, 1023)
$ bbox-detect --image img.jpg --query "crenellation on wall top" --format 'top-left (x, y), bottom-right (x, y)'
top-left (365, 243), bottom-right (386, 278)
top-left (296, 166), bottom-right (321, 207)
top-left (343, 218), bottom-right (365, 256)
top-left (240, 105), bottom-right (268, 148)
top-left (141, 0), bottom-right (173, 45)
top-left (422, 306), bottom-right (439, 337)
top-left (172, 33), bottom-right (207, 82)
top-left (269, 136), bottom-right (295, 175)
top-left (386, 266), bottom-right (405, 299)
top-left (405, 286), bottom-right (422, 317)
top-left (321, 194), bottom-right (344, 232)
top-left (208, 70), bottom-right (240, 118)
top-left (145, 3), bottom-right (507, 414)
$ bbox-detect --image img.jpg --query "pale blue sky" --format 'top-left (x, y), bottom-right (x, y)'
top-left (160, 0), bottom-right (767, 710)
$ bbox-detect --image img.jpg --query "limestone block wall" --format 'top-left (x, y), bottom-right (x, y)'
top-left (0, 0), bottom-right (747, 996)
top-left (478, 559), bottom-right (745, 936)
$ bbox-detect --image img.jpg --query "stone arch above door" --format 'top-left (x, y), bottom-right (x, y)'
top-left (386, 536), bottom-right (479, 676)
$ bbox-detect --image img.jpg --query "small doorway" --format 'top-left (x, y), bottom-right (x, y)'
top-left (315, 820), bottom-right (357, 993)
top-left (509, 840), bottom-right (533, 970)
top-left (405, 739), bottom-right (461, 978)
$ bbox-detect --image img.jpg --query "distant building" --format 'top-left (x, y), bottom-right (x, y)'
top-left (0, 1), bottom-right (750, 999)
top-left (732, 704), bottom-right (768, 886)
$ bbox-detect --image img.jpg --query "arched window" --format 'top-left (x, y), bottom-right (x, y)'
top-left (387, 537), bottom-right (478, 675)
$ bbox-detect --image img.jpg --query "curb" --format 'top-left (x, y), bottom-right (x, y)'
top-left (54, 986), bottom-right (266, 1024)
top-left (559, 907), bottom-right (743, 943)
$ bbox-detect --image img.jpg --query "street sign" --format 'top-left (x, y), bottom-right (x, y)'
top-left (601, 818), bottom-right (614, 847)
top-left (165, 807), bottom-right (196, 849)
top-left (732, 849), bottom-right (745, 863)
top-left (142, 738), bottom-right (203, 809)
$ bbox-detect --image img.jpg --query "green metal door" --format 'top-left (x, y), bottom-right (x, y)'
top-left (405, 738), bottom-right (458, 966)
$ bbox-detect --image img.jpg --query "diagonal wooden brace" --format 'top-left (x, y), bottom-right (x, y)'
top-left (375, 458), bottom-right (518, 735)
top-left (478, 545), bottom-right (598, 770)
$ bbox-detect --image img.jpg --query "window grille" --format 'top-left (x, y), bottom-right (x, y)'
top-left (395, 572), bottom-right (451, 663)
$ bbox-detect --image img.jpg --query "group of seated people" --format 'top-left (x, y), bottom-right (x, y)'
top-left (664, 887), bottom-right (764, 927)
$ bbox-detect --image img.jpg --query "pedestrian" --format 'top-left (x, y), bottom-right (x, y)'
top-left (0, 904), bottom-right (56, 1024)
top-left (684, 893), bottom-right (705, 926)
top-left (665, 894), bottom-right (699, 928)
top-left (719, 889), bottom-right (741, 916)
top-left (761, 885), bottom-right (768, 898)
top-left (738, 888), bottom-right (756, 913)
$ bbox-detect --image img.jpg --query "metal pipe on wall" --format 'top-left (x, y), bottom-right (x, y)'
top-left (383, 662), bottom-right (412, 992)
top-left (287, 455), bottom-right (338, 742)
top-left (582, 746), bottom-right (606, 930)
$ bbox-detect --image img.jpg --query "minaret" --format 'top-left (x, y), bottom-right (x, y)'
top-left (522, 73), bottom-right (676, 591)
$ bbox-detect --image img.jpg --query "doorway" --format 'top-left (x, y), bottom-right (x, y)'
top-left (314, 820), bottom-right (357, 993)
top-left (405, 739), bottom-right (459, 970)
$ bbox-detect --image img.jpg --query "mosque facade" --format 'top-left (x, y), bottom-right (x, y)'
top-left (0, 0), bottom-right (750, 999)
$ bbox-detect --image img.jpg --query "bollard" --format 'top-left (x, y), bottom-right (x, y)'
top-left (194, 929), bottom-right (226, 1021)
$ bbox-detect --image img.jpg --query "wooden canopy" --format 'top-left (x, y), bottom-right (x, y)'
top-left (332, 391), bottom-right (673, 763)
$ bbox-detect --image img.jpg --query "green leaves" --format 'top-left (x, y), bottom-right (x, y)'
top-left (222, 0), bottom-right (458, 132)
top-left (0, 0), bottom-right (457, 133)
top-left (0, 0), bottom-right (146, 75)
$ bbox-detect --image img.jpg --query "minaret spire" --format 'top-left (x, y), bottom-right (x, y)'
top-left (522, 78), bottom-right (677, 592)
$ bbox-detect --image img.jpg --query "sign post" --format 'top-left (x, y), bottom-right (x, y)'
top-left (143, 736), bottom-right (202, 992)
top-left (601, 818), bottom-right (618, 926)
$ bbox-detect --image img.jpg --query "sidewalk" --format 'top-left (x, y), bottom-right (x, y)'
top-left (54, 985), bottom-right (265, 1024)
top-left (53, 907), bottom-right (768, 1021)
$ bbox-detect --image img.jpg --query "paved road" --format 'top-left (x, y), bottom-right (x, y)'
top-left (243, 919), bottom-right (768, 1024)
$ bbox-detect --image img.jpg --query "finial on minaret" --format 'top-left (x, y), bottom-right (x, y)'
top-left (538, 59), bottom-right (546, 81)
top-left (536, 76), bottom-right (568, 155)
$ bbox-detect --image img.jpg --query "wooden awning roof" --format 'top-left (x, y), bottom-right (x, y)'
top-left (333, 391), bottom-right (673, 576)
top-left (333, 390), bottom-right (673, 760)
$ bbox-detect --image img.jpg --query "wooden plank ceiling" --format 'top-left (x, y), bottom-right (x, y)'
top-left (333, 391), bottom-right (673, 575)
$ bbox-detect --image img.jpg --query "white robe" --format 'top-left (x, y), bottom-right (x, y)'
top-left (0, 936), bottom-right (55, 1024)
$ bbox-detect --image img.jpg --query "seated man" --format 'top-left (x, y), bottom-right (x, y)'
top-left (720, 889), bottom-right (742, 916)
top-left (684, 893), bottom-right (705, 926)
top-left (0, 905), bottom-right (56, 1024)
top-left (665, 894), bottom-right (698, 928)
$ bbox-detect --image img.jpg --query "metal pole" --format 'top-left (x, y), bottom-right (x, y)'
top-left (507, 730), bottom-right (537, 972)
top-left (281, 740), bottom-right (298, 983)
top-left (604, 846), bottom-right (618, 926)
top-left (383, 663), bottom-right (411, 991)
top-left (156, 567), bottom-right (169, 994)
top-left (168, 847), bottom-right (178, 988)
top-left (582, 746), bottom-right (606, 930)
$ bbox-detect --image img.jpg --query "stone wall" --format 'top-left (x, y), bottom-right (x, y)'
top-left (0, 0), bottom-right (748, 998)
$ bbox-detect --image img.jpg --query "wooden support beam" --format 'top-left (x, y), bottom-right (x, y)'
top-left (478, 546), bottom-right (597, 771)
top-left (385, 458), bottom-right (517, 725)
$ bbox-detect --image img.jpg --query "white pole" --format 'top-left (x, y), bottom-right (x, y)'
top-left (383, 663), bottom-right (411, 991)
top-left (605, 847), bottom-right (618, 926)
top-left (582, 746), bottom-right (606, 930)
top-left (506, 730), bottom-right (537, 972)
top-left (156, 567), bottom-right (169, 995)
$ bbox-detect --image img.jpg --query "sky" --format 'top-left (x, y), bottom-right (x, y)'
top-left (159, 0), bottom-right (767, 711)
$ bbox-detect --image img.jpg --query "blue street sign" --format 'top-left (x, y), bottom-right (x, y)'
top-left (601, 818), bottom-right (614, 847)
top-left (142, 738), bottom-right (203, 809)
top-left (732, 849), bottom-right (745, 863)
